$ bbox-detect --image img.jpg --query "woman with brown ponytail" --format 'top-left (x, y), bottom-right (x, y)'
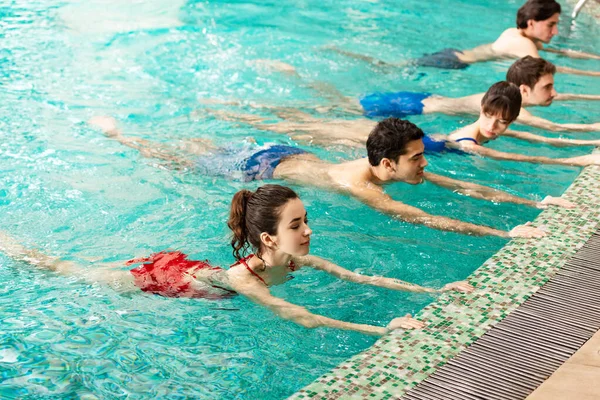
top-left (0, 184), bottom-right (472, 336)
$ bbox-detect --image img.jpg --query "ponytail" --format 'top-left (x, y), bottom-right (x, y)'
top-left (227, 185), bottom-right (299, 261)
top-left (228, 189), bottom-right (253, 260)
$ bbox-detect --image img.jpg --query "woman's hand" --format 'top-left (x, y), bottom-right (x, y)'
top-left (537, 196), bottom-right (576, 209)
top-left (508, 222), bottom-right (547, 238)
top-left (386, 314), bottom-right (425, 332)
top-left (440, 281), bottom-right (474, 293)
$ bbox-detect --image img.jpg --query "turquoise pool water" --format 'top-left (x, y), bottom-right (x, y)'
top-left (0, 0), bottom-right (598, 398)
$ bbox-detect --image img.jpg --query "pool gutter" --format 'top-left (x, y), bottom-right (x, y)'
top-left (291, 158), bottom-right (600, 399)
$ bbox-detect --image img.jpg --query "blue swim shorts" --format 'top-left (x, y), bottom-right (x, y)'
top-left (242, 145), bottom-right (307, 181)
top-left (359, 91), bottom-right (432, 118)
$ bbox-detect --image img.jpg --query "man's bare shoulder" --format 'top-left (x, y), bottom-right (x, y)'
top-left (492, 28), bottom-right (539, 57)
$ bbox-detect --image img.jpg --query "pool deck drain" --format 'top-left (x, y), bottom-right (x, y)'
top-left (291, 161), bottom-right (600, 400)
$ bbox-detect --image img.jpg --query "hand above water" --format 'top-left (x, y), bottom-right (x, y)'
top-left (440, 281), bottom-right (474, 293)
top-left (386, 314), bottom-right (425, 332)
top-left (537, 196), bottom-right (576, 209)
top-left (566, 154), bottom-right (600, 166)
top-left (508, 222), bottom-right (547, 239)
top-left (88, 116), bottom-right (120, 137)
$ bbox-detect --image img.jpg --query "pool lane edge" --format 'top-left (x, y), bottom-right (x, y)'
top-left (291, 161), bottom-right (600, 400)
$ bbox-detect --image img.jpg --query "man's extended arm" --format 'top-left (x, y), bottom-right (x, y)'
top-left (555, 93), bottom-right (600, 101)
top-left (425, 172), bottom-right (574, 209)
top-left (541, 47), bottom-right (600, 60)
top-left (350, 186), bottom-right (545, 238)
top-left (555, 65), bottom-right (600, 77)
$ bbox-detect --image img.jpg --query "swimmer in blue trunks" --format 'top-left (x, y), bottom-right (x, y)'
top-left (205, 68), bottom-right (600, 152)
top-left (229, 57), bottom-right (600, 135)
top-left (326, 0), bottom-right (600, 76)
top-left (89, 116), bottom-right (311, 182)
top-left (90, 115), bottom-right (573, 239)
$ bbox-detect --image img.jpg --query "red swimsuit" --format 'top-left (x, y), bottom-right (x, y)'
top-left (128, 251), bottom-right (236, 299)
top-left (129, 252), bottom-right (296, 298)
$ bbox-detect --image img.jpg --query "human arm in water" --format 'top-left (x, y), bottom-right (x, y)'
top-left (349, 186), bottom-right (546, 238)
top-left (451, 141), bottom-right (600, 167)
top-left (503, 129), bottom-right (600, 148)
top-left (541, 47), bottom-right (600, 61)
top-left (297, 254), bottom-right (474, 294)
top-left (515, 110), bottom-right (600, 133)
top-left (424, 172), bottom-right (575, 209)
top-left (229, 276), bottom-right (424, 336)
top-left (554, 93), bottom-right (600, 101)
top-left (555, 65), bottom-right (600, 77)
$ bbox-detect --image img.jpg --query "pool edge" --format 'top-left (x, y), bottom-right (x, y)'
top-left (291, 159), bottom-right (600, 399)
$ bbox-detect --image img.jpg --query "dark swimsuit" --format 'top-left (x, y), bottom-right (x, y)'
top-left (195, 144), bottom-right (307, 182)
top-left (241, 145), bottom-right (307, 182)
top-left (422, 136), bottom-right (479, 153)
top-left (414, 48), bottom-right (470, 70)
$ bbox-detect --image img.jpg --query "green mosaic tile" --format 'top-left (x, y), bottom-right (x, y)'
top-left (290, 163), bottom-right (600, 400)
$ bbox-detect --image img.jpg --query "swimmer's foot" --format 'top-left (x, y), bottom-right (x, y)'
top-left (252, 59), bottom-right (299, 76)
top-left (0, 231), bottom-right (28, 259)
top-left (88, 116), bottom-right (122, 138)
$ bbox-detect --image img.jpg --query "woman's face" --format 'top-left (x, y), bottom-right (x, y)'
top-left (479, 110), bottom-right (511, 140)
top-left (271, 198), bottom-right (312, 256)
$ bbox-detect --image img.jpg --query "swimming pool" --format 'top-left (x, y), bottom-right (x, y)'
top-left (0, 0), bottom-right (598, 398)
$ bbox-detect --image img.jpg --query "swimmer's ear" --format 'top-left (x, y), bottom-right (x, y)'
top-left (526, 19), bottom-right (535, 30)
top-left (380, 158), bottom-right (395, 171)
top-left (519, 83), bottom-right (532, 98)
top-left (260, 232), bottom-right (278, 250)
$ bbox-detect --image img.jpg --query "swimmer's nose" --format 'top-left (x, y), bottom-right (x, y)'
top-left (551, 88), bottom-right (557, 98)
top-left (421, 157), bottom-right (428, 168)
top-left (304, 226), bottom-right (313, 237)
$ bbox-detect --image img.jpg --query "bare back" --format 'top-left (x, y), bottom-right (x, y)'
top-left (423, 93), bottom-right (483, 115)
top-left (458, 28), bottom-right (540, 63)
top-left (274, 156), bottom-right (379, 195)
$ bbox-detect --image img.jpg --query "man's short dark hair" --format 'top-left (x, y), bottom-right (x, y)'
top-left (506, 56), bottom-right (556, 88)
top-left (366, 118), bottom-right (424, 166)
top-left (516, 0), bottom-right (561, 29)
top-left (481, 82), bottom-right (522, 122)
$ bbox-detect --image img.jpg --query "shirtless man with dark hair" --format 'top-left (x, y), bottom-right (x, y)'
top-left (330, 0), bottom-right (600, 76)
top-left (90, 116), bottom-right (575, 239)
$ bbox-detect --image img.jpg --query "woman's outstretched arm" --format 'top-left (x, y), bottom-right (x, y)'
top-left (453, 142), bottom-right (600, 167)
top-left (229, 275), bottom-right (424, 336)
top-left (296, 255), bottom-right (474, 294)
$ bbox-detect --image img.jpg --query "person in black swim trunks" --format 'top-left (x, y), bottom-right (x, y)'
top-left (328, 0), bottom-right (600, 76)
top-left (90, 116), bottom-right (572, 238)
top-left (0, 185), bottom-right (475, 336)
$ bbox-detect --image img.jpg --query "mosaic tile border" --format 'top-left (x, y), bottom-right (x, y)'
top-left (292, 161), bottom-right (600, 400)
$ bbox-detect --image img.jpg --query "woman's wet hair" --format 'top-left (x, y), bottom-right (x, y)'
top-left (481, 81), bottom-right (522, 122)
top-left (366, 117), bottom-right (424, 166)
top-left (516, 0), bottom-right (561, 29)
top-left (228, 184), bottom-right (299, 260)
top-left (506, 56), bottom-right (556, 88)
